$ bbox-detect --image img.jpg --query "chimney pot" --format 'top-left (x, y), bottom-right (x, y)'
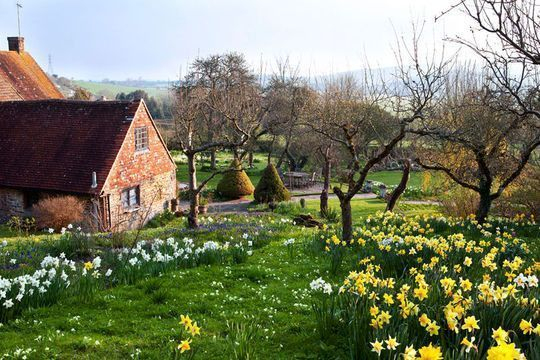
top-left (7, 37), bottom-right (24, 53)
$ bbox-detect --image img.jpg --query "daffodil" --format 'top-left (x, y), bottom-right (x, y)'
top-left (418, 313), bottom-right (430, 327)
top-left (486, 342), bottom-right (522, 360)
top-left (417, 343), bottom-right (442, 360)
top-left (461, 336), bottom-right (476, 353)
top-left (385, 336), bottom-right (400, 350)
top-left (188, 322), bottom-right (201, 336)
top-left (519, 319), bottom-right (533, 335)
top-left (462, 316), bottom-right (480, 333)
top-left (177, 339), bottom-right (191, 353)
top-left (492, 327), bottom-right (509, 345)
top-left (426, 321), bottom-right (440, 336)
top-left (402, 345), bottom-right (416, 360)
top-left (370, 339), bottom-right (384, 356)
top-left (180, 314), bottom-right (192, 328)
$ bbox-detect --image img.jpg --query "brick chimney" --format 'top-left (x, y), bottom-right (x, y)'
top-left (7, 37), bottom-right (24, 53)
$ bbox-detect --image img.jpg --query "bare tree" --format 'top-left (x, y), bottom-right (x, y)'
top-left (173, 53), bottom-right (265, 228)
top-left (424, 0), bottom-right (540, 221)
top-left (309, 29), bottom-right (450, 241)
top-left (412, 67), bottom-right (539, 222)
top-left (264, 59), bottom-right (316, 171)
top-left (447, 0), bottom-right (540, 121)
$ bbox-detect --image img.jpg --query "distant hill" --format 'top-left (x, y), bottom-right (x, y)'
top-left (73, 80), bottom-right (171, 99)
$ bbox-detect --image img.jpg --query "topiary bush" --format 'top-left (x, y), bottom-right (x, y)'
top-left (216, 159), bottom-right (255, 199)
top-left (254, 163), bottom-right (291, 203)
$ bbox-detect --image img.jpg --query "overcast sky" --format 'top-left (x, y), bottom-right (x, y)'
top-left (0, 0), bottom-right (471, 80)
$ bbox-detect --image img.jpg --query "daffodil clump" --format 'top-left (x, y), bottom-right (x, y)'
top-left (175, 314), bottom-right (201, 359)
top-left (315, 212), bottom-right (539, 359)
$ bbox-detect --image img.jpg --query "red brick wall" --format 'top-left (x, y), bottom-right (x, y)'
top-left (102, 104), bottom-right (176, 231)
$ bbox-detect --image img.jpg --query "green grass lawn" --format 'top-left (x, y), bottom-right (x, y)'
top-left (0, 224), bottom-right (325, 359)
top-left (0, 207), bottom-right (537, 359)
top-left (174, 152), bottom-right (433, 196)
top-left (367, 170), bottom-right (424, 187)
top-left (303, 197), bottom-right (439, 219)
top-left (73, 81), bottom-right (169, 99)
top-left (174, 151), bottom-right (268, 191)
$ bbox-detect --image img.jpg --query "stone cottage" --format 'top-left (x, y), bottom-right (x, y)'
top-left (0, 99), bottom-right (177, 231)
top-left (0, 36), bottom-right (177, 231)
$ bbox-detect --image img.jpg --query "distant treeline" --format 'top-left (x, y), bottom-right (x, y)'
top-left (116, 90), bottom-right (172, 119)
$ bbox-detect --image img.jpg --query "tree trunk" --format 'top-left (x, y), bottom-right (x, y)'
top-left (267, 135), bottom-right (276, 165)
top-left (210, 150), bottom-right (217, 170)
top-left (320, 156), bottom-right (331, 216)
top-left (476, 190), bottom-right (492, 224)
top-left (248, 151), bottom-right (254, 168)
top-left (233, 148), bottom-right (240, 161)
top-left (386, 159), bottom-right (411, 212)
top-left (276, 149), bottom-right (286, 168)
top-left (339, 196), bottom-right (353, 242)
top-left (187, 153), bottom-right (199, 228)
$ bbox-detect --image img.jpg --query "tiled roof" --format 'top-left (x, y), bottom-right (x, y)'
top-left (0, 51), bottom-right (64, 101)
top-left (0, 99), bottom-right (141, 194)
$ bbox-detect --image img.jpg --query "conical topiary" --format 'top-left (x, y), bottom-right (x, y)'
top-left (254, 163), bottom-right (291, 203)
top-left (216, 159), bottom-right (255, 199)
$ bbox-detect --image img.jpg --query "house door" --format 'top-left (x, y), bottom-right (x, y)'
top-left (99, 195), bottom-right (111, 231)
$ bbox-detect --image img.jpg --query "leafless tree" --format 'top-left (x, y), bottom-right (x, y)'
top-left (173, 53), bottom-right (265, 228)
top-left (445, 0), bottom-right (540, 121)
top-left (263, 59), bottom-right (316, 170)
top-left (308, 28), bottom-right (450, 241)
top-left (411, 67), bottom-right (539, 222)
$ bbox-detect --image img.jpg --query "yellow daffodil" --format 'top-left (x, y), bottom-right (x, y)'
top-left (519, 319), bottom-right (533, 335)
top-left (417, 343), bottom-right (442, 360)
top-left (188, 322), bottom-right (201, 336)
top-left (462, 316), bottom-right (480, 333)
top-left (426, 321), bottom-right (440, 336)
top-left (180, 314), bottom-right (192, 328)
top-left (413, 286), bottom-right (429, 301)
top-left (492, 327), bottom-right (509, 345)
top-left (385, 336), bottom-right (400, 350)
top-left (177, 339), bottom-right (191, 353)
top-left (486, 342), bottom-right (523, 360)
top-left (402, 345), bottom-right (416, 360)
top-left (370, 339), bottom-right (384, 356)
top-left (418, 313), bottom-right (430, 327)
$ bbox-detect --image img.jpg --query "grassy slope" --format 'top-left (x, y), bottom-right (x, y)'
top-left (303, 198), bottom-right (438, 219)
top-left (0, 203), bottom-right (441, 359)
top-left (73, 81), bottom-right (169, 99)
top-left (0, 221), bottom-right (324, 359)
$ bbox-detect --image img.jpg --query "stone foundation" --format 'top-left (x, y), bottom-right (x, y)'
top-left (0, 188), bottom-right (24, 222)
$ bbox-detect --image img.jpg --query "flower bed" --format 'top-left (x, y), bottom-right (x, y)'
top-left (310, 212), bottom-right (539, 359)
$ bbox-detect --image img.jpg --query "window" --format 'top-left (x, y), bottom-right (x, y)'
top-left (121, 186), bottom-right (140, 209)
top-left (134, 126), bottom-right (149, 152)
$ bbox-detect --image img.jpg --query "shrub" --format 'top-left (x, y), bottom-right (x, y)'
top-left (440, 187), bottom-right (479, 218)
top-left (216, 159), bottom-right (255, 199)
top-left (254, 164), bottom-right (290, 203)
top-left (6, 216), bottom-right (35, 235)
top-left (32, 196), bottom-right (85, 230)
top-left (494, 167), bottom-right (540, 218)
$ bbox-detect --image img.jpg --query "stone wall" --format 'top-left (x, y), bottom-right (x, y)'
top-left (0, 188), bottom-right (24, 222)
top-left (101, 103), bottom-right (176, 231)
